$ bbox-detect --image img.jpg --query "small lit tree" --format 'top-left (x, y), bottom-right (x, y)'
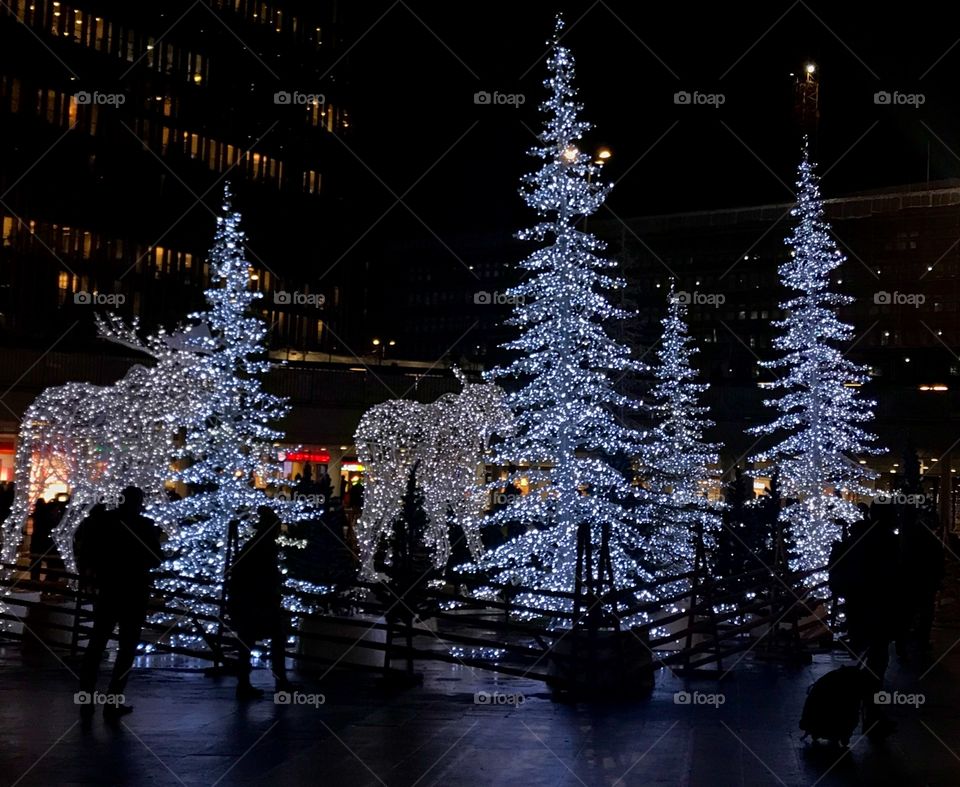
top-left (640, 286), bottom-right (721, 585)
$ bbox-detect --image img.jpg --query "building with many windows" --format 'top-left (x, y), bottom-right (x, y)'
top-left (0, 0), bottom-right (350, 351)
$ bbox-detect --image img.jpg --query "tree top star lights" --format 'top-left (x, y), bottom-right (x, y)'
top-left (750, 142), bottom-right (882, 581)
top-left (463, 15), bottom-right (650, 620)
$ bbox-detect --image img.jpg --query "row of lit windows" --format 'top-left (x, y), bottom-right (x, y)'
top-left (308, 100), bottom-right (350, 132)
top-left (0, 78), bottom-right (323, 196)
top-left (150, 123), bottom-right (321, 195)
top-left (4, 215), bottom-right (323, 347)
top-left (4, 0), bottom-right (209, 85)
top-left (212, 0), bottom-right (324, 46)
top-left (1, 214), bottom-right (208, 283)
top-left (0, 78), bottom-right (185, 134)
top-left (55, 271), bottom-right (143, 309)
top-left (267, 309), bottom-right (325, 346)
top-left (2, 215), bottom-right (308, 316)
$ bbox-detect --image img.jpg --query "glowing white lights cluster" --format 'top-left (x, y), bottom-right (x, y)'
top-left (462, 16), bottom-right (649, 618)
top-left (153, 185), bottom-right (311, 621)
top-left (750, 143), bottom-right (881, 579)
top-left (354, 370), bottom-right (514, 576)
top-left (639, 286), bottom-right (721, 584)
top-left (0, 316), bottom-right (212, 573)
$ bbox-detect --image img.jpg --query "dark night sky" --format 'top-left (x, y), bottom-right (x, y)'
top-left (320, 0), bottom-right (960, 337)
top-left (334, 1), bottom-right (958, 228)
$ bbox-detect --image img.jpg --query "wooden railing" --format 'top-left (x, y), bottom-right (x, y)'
top-left (0, 557), bottom-right (842, 691)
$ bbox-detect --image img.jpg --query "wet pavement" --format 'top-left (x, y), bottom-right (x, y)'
top-left (2, 605), bottom-right (960, 786)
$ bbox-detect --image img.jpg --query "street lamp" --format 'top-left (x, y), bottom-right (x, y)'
top-left (585, 147), bottom-right (611, 231)
top-left (371, 338), bottom-right (396, 364)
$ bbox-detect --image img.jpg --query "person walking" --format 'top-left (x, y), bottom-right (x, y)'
top-left (227, 506), bottom-right (292, 699)
top-left (77, 487), bottom-right (162, 721)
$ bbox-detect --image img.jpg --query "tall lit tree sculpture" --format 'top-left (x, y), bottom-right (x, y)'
top-left (640, 285), bottom-right (721, 586)
top-left (750, 143), bottom-right (881, 581)
top-left (155, 185), bottom-right (308, 625)
top-left (467, 16), bottom-right (648, 617)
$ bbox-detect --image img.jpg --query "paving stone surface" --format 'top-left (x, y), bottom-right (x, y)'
top-left (2, 603), bottom-right (960, 786)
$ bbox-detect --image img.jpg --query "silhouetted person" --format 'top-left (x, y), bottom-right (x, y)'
top-left (898, 508), bottom-right (944, 656)
top-left (74, 503), bottom-right (108, 594)
top-left (227, 506), bottom-right (291, 699)
top-left (77, 487), bottom-right (162, 720)
top-left (30, 498), bottom-right (56, 583)
top-left (830, 504), bottom-right (899, 738)
top-left (315, 468), bottom-right (333, 503)
top-left (351, 480), bottom-right (364, 510)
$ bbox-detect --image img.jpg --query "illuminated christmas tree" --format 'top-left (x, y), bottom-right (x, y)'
top-left (640, 286), bottom-right (721, 584)
top-left (466, 16), bottom-right (649, 618)
top-left (750, 142), bottom-right (881, 581)
top-left (154, 185), bottom-right (307, 626)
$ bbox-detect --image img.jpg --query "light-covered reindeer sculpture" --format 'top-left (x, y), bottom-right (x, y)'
top-left (354, 370), bottom-right (514, 577)
top-left (0, 315), bottom-right (213, 574)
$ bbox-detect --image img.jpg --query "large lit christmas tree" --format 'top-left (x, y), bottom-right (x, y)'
top-left (154, 185), bottom-right (307, 626)
top-left (750, 142), bottom-right (881, 580)
top-left (639, 285), bottom-right (721, 584)
top-left (466, 16), bottom-right (648, 617)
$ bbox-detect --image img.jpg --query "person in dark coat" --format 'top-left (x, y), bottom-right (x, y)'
top-left (898, 504), bottom-right (944, 655)
top-left (227, 506), bottom-right (291, 699)
top-left (829, 504), bottom-right (899, 739)
top-left (77, 487), bottom-right (162, 720)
